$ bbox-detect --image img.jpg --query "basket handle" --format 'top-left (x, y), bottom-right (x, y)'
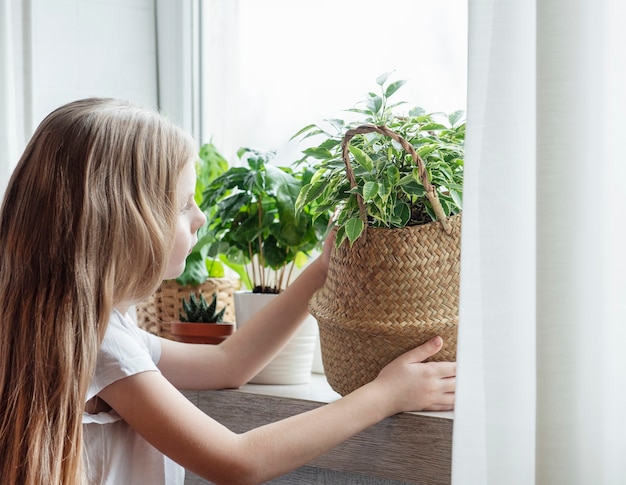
top-left (341, 124), bottom-right (452, 234)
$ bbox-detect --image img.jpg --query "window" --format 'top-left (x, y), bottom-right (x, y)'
top-left (199, 0), bottom-right (467, 165)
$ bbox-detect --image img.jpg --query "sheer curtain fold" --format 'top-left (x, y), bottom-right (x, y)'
top-left (452, 0), bottom-right (536, 483)
top-left (453, 0), bottom-right (626, 483)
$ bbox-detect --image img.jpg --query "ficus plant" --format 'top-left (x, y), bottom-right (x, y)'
top-left (201, 147), bottom-right (330, 293)
top-left (293, 72), bottom-right (465, 247)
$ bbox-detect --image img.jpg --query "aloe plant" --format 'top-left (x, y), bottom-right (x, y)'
top-left (179, 292), bottom-right (226, 323)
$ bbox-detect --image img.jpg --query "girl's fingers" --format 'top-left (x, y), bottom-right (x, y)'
top-left (401, 336), bottom-right (444, 363)
top-left (439, 376), bottom-right (456, 393)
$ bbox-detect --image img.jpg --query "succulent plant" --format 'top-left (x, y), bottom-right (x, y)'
top-left (179, 292), bottom-right (226, 323)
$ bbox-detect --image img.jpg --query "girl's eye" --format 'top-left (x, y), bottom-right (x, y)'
top-left (180, 198), bottom-right (194, 213)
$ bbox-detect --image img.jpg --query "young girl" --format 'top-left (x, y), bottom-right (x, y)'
top-left (0, 98), bottom-right (456, 485)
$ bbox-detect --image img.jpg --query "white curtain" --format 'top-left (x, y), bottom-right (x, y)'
top-left (453, 0), bottom-right (626, 484)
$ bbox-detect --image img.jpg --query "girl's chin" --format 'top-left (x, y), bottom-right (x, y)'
top-left (163, 261), bottom-right (186, 280)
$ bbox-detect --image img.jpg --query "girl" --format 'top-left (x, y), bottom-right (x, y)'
top-left (0, 98), bottom-right (456, 485)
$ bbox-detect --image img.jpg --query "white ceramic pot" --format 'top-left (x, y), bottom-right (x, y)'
top-left (234, 291), bottom-right (318, 384)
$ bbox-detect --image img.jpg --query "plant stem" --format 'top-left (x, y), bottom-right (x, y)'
top-left (285, 259), bottom-right (296, 290)
top-left (248, 242), bottom-right (258, 289)
top-left (257, 235), bottom-right (266, 290)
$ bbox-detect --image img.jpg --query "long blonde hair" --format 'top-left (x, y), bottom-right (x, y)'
top-left (0, 98), bottom-right (195, 484)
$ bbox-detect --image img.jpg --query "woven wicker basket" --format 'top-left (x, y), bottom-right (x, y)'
top-left (135, 278), bottom-right (239, 339)
top-left (309, 124), bottom-right (461, 396)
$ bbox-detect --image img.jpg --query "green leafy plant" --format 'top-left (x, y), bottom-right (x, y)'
top-left (201, 147), bottom-right (329, 293)
top-left (179, 292), bottom-right (226, 323)
top-left (293, 72), bottom-right (465, 247)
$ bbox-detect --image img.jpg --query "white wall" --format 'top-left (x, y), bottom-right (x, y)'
top-left (28, 0), bottom-right (158, 135)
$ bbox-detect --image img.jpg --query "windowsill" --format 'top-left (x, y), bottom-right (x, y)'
top-left (183, 373), bottom-right (453, 485)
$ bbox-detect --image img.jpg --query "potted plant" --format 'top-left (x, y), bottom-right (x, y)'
top-left (200, 147), bottom-right (330, 384)
top-left (292, 72), bottom-right (465, 395)
top-left (169, 292), bottom-right (235, 344)
top-left (135, 142), bottom-right (240, 338)
top-left (202, 146), bottom-right (329, 293)
top-left (294, 72), bottom-right (464, 245)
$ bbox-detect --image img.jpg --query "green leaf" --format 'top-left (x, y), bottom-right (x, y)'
top-left (420, 123), bottom-right (448, 131)
top-left (408, 106), bottom-right (426, 117)
top-left (378, 177), bottom-right (392, 200)
top-left (365, 96), bottom-right (383, 115)
top-left (305, 179), bottom-right (327, 203)
top-left (400, 180), bottom-right (426, 197)
top-left (386, 165), bottom-right (400, 184)
top-left (262, 236), bottom-right (289, 269)
top-left (348, 145), bottom-right (374, 172)
top-left (335, 225), bottom-right (347, 248)
top-left (362, 181), bottom-right (379, 201)
top-left (302, 146), bottom-right (334, 160)
top-left (394, 202), bottom-right (411, 226)
top-left (175, 251), bottom-right (208, 286)
top-left (266, 165), bottom-right (300, 201)
top-left (417, 144), bottom-right (438, 158)
top-left (216, 193), bottom-right (251, 223)
top-left (205, 258), bottom-right (225, 278)
top-left (412, 167), bottom-right (425, 185)
top-left (205, 293), bottom-right (218, 318)
top-left (290, 123), bottom-right (320, 140)
top-left (376, 71), bottom-right (393, 86)
top-left (345, 217), bottom-right (365, 245)
top-left (448, 110), bottom-right (465, 127)
top-left (384, 80), bottom-right (407, 99)
top-left (219, 254), bottom-right (251, 290)
top-left (449, 188), bottom-right (463, 210)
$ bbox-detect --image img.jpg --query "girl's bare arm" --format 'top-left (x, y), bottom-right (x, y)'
top-left (156, 244), bottom-right (330, 390)
top-left (98, 336), bottom-right (455, 485)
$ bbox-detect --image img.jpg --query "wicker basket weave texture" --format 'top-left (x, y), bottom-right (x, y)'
top-left (310, 214), bottom-right (461, 396)
top-left (135, 278), bottom-right (239, 339)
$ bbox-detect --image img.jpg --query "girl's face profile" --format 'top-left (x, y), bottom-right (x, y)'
top-left (163, 160), bottom-right (207, 280)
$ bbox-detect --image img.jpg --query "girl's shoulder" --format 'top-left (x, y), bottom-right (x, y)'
top-left (86, 311), bottom-right (162, 402)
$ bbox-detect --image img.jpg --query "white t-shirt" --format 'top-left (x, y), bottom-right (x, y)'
top-left (82, 310), bottom-right (185, 485)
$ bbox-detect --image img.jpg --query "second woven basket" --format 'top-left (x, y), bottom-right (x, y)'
top-left (135, 278), bottom-right (239, 339)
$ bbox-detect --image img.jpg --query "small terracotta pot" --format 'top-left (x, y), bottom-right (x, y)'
top-left (169, 322), bottom-right (234, 344)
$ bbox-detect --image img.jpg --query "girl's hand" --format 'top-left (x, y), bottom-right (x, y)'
top-left (318, 228), bottom-right (335, 277)
top-left (307, 228), bottom-right (336, 289)
top-left (373, 336), bottom-right (456, 413)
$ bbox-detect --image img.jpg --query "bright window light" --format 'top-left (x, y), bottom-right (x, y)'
top-left (199, 0), bottom-right (467, 166)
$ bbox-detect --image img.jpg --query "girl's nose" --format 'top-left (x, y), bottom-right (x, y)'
top-left (193, 206), bottom-right (207, 232)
